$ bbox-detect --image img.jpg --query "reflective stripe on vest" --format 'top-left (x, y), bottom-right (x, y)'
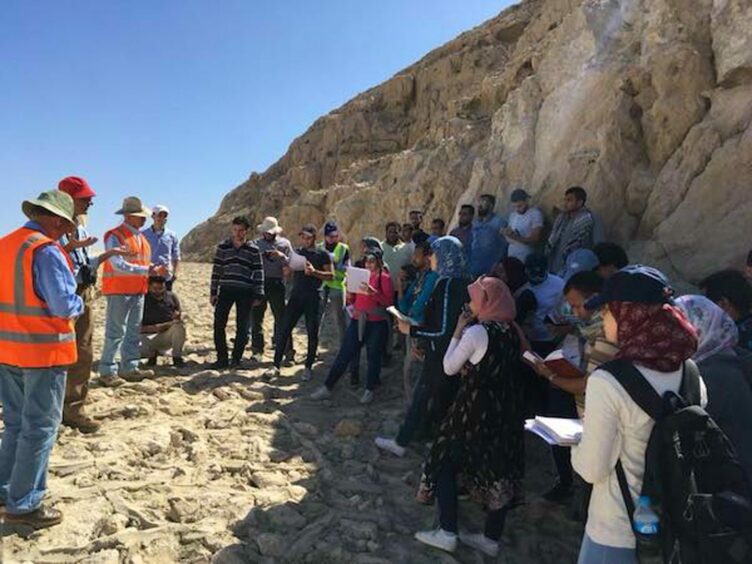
top-left (101, 225), bottom-right (151, 295)
top-left (0, 227), bottom-right (78, 368)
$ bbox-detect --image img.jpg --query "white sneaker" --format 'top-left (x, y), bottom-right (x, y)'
top-left (359, 389), bottom-right (374, 404)
top-left (459, 532), bottom-right (499, 557)
top-left (301, 368), bottom-right (313, 381)
top-left (374, 437), bottom-right (406, 457)
top-left (414, 528), bottom-right (457, 553)
top-left (263, 367), bottom-right (280, 379)
top-left (310, 385), bottom-right (331, 400)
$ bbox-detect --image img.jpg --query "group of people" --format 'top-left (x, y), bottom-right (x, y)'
top-left (2, 178), bottom-right (752, 564)
top-left (0, 177), bottom-right (184, 528)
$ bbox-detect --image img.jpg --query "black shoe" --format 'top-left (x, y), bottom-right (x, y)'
top-left (146, 355), bottom-right (157, 367)
top-left (542, 481), bottom-right (574, 504)
top-left (210, 360), bottom-right (229, 370)
top-left (5, 505), bottom-right (63, 529)
top-left (350, 373), bottom-right (360, 388)
top-left (173, 357), bottom-right (185, 368)
top-left (229, 359), bottom-right (242, 369)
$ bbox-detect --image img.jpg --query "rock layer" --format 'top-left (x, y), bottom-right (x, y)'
top-left (183, 0), bottom-right (752, 282)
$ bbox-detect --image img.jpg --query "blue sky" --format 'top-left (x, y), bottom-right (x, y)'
top-left (1, 1), bottom-right (514, 240)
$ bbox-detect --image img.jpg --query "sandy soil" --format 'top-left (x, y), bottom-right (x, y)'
top-left (0, 263), bottom-right (582, 563)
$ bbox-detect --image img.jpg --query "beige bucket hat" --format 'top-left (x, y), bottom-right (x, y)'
top-left (257, 216), bottom-right (283, 234)
top-left (115, 196), bottom-right (151, 217)
top-left (22, 190), bottom-right (76, 228)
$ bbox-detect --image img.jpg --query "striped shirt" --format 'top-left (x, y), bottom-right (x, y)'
top-left (210, 239), bottom-right (265, 298)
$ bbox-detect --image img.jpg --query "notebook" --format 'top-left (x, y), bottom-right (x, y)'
top-left (525, 416), bottom-right (583, 446)
top-left (522, 349), bottom-right (585, 379)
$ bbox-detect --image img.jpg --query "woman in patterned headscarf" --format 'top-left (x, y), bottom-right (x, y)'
top-left (380, 237), bottom-right (471, 456)
top-left (675, 295), bottom-right (752, 483)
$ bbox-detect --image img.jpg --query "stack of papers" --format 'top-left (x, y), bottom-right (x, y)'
top-left (346, 266), bottom-right (371, 295)
top-left (525, 416), bottom-right (583, 446)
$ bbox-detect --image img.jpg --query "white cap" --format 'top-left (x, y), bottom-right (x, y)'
top-left (152, 204), bottom-right (170, 216)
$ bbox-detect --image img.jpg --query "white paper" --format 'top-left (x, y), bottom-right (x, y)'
top-left (288, 249), bottom-right (308, 271)
top-left (346, 266), bottom-right (371, 295)
top-left (522, 350), bottom-right (544, 364)
top-left (525, 417), bottom-right (583, 446)
top-left (386, 306), bottom-right (419, 326)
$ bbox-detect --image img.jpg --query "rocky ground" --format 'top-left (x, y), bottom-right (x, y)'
top-left (1, 263), bottom-right (583, 563)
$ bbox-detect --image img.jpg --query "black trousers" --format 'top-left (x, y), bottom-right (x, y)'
top-left (436, 461), bottom-right (511, 540)
top-left (274, 293), bottom-right (320, 369)
top-left (214, 287), bottom-right (254, 363)
top-left (251, 278), bottom-right (286, 353)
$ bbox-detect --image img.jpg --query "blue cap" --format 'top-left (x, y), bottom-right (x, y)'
top-left (562, 249), bottom-right (600, 282)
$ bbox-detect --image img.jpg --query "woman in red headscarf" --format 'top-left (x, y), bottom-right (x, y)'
top-left (414, 276), bottom-right (526, 558)
top-left (571, 268), bottom-right (700, 564)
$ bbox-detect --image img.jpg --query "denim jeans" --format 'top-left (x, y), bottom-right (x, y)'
top-left (325, 319), bottom-right (388, 391)
top-left (577, 534), bottom-right (637, 564)
top-left (99, 294), bottom-right (145, 376)
top-left (0, 364), bottom-right (66, 514)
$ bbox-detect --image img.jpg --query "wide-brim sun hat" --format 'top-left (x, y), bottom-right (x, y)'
top-left (257, 216), bottom-right (283, 234)
top-left (22, 190), bottom-right (76, 228)
top-left (115, 196), bottom-right (151, 217)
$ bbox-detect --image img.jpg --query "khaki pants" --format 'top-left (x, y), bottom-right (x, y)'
top-left (64, 285), bottom-right (94, 420)
top-left (140, 323), bottom-right (186, 358)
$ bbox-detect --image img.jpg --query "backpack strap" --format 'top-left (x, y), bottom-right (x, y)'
top-left (615, 460), bottom-right (636, 531)
top-left (601, 359), bottom-right (664, 420)
top-left (679, 359), bottom-right (701, 406)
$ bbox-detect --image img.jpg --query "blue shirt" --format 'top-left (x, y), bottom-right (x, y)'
top-left (142, 225), bottom-right (180, 280)
top-left (59, 223), bottom-right (100, 285)
top-left (25, 222), bottom-right (84, 319)
top-left (399, 269), bottom-right (439, 324)
top-left (470, 212), bottom-right (508, 276)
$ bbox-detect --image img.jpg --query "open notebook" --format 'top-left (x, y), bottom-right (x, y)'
top-left (525, 416), bottom-right (583, 446)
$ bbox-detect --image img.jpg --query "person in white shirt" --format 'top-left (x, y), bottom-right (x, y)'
top-left (503, 189), bottom-right (544, 262)
top-left (413, 276), bottom-right (527, 558)
top-left (571, 269), bottom-right (702, 564)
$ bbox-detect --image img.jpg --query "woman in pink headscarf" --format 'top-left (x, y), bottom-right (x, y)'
top-left (414, 277), bottom-right (526, 558)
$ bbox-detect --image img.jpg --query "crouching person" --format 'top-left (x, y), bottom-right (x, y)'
top-left (140, 276), bottom-right (186, 367)
top-left (0, 190), bottom-right (84, 529)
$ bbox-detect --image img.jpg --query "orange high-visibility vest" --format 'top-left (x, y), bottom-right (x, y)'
top-left (101, 225), bottom-right (151, 296)
top-left (0, 227), bottom-right (78, 368)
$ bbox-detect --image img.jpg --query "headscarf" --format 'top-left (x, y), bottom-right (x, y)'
top-left (431, 235), bottom-right (469, 279)
top-left (675, 295), bottom-right (739, 363)
top-left (610, 301), bottom-right (698, 372)
top-left (524, 252), bottom-right (548, 285)
top-left (361, 236), bottom-right (383, 253)
top-left (562, 249), bottom-right (599, 281)
top-left (468, 276), bottom-right (516, 323)
top-left (500, 257), bottom-right (527, 294)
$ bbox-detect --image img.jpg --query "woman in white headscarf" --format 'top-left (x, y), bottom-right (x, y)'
top-left (676, 294), bottom-right (752, 484)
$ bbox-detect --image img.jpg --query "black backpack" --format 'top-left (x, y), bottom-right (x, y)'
top-left (604, 359), bottom-right (752, 564)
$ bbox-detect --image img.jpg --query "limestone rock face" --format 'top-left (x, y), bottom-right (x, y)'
top-left (183, 0), bottom-right (752, 282)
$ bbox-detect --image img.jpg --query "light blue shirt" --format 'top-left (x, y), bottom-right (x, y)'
top-left (142, 225), bottom-right (180, 280)
top-left (399, 269), bottom-right (439, 324)
top-left (105, 223), bottom-right (149, 275)
top-left (25, 222), bottom-right (83, 319)
top-left (470, 212), bottom-right (508, 276)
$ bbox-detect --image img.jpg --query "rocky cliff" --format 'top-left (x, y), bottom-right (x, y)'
top-left (182, 0), bottom-right (752, 282)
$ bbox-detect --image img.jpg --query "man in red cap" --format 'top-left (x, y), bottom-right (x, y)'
top-left (58, 176), bottom-right (129, 433)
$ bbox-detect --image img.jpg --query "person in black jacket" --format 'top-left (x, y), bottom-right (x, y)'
top-left (376, 235), bottom-right (470, 457)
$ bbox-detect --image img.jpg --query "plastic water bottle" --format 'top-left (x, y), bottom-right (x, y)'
top-left (633, 496), bottom-right (659, 535)
top-left (633, 496), bottom-right (664, 562)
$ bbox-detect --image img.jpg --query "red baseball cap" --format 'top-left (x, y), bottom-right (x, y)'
top-left (58, 176), bottom-right (96, 198)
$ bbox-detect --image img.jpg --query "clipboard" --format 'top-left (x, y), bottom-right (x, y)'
top-left (346, 266), bottom-right (371, 295)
